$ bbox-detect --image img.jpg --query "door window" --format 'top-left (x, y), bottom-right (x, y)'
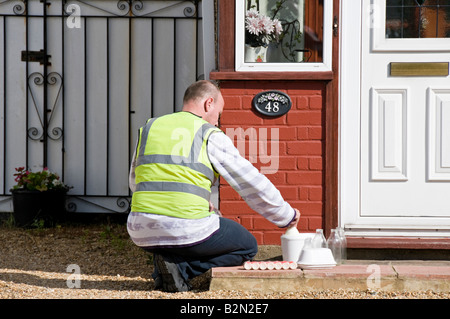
top-left (386, 0), bottom-right (450, 38)
top-left (372, 0), bottom-right (450, 51)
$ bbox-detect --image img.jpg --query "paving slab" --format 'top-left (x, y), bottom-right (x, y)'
top-left (392, 264), bottom-right (450, 292)
top-left (393, 265), bottom-right (450, 279)
top-left (302, 264), bottom-right (397, 291)
top-left (210, 262), bottom-right (450, 293)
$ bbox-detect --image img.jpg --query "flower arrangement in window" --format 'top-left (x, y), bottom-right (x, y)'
top-left (245, 8), bottom-right (283, 47)
top-left (244, 0), bottom-right (306, 63)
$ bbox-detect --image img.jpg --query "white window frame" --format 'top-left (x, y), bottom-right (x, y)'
top-left (372, 0), bottom-right (450, 52)
top-left (235, 0), bottom-right (333, 72)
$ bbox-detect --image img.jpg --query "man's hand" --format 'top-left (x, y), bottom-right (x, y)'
top-left (287, 208), bottom-right (300, 228)
top-left (209, 201), bottom-right (222, 216)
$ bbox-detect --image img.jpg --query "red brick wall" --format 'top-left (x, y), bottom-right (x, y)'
top-left (218, 81), bottom-right (326, 245)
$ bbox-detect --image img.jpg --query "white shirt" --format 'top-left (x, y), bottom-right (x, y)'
top-left (127, 130), bottom-right (295, 249)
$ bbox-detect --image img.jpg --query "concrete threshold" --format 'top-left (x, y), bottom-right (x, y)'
top-left (210, 260), bottom-right (450, 293)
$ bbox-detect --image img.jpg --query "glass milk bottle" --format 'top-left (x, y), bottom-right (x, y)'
top-left (337, 227), bottom-right (347, 263)
top-left (311, 229), bottom-right (327, 248)
top-left (326, 229), bottom-right (342, 264)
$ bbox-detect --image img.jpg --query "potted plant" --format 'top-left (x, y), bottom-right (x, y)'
top-left (245, 8), bottom-right (283, 62)
top-left (10, 167), bottom-right (71, 227)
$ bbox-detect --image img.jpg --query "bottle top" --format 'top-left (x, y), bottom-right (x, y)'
top-left (284, 226), bottom-right (300, 236)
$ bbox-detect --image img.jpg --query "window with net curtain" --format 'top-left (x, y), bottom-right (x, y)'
top-left (386, 0), bottom-right (450, 38)
top-left (243, 0), bottom-right (324, 63)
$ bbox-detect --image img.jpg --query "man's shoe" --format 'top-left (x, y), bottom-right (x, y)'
top-left (153, 275), bottom-right (163, 290)
top-left (154, 254), bottom-right (191, 292)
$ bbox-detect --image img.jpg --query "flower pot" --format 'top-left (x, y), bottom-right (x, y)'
top-left (12, 189), bottom-right (68, 227)
top-left (245, 45), bottom-right (268, 63)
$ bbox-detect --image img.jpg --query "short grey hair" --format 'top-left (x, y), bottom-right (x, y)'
top-left (183, 80), bottom-right (220, 104)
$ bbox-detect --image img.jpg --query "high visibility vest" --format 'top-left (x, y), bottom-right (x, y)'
top-left (131, 111), bottom-right (221, 219)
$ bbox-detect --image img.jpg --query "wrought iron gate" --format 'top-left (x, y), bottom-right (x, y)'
top-left (0, 0), bottom-right (206, 213)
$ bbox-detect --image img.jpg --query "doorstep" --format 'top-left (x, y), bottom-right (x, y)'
top-left (210, 261), bottom-right (450, 293)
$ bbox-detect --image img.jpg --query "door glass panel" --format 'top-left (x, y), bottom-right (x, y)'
top-left (386, 0), bottom-right (450, 38)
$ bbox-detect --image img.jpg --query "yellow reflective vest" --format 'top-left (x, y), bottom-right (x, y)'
top-left (131, 111), bottom-right (222, 219)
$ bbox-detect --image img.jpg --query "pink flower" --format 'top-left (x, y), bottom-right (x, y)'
top-left (273, 19), bottom-right (283, 36)
top-left (246, 16), bottom-right (262, 36)
top-left (246, 8), bottom-right (260, 19)
top-left (245, 9), bottom-right (283, 46)
top-left (260, 15), bottom-right (274, 34)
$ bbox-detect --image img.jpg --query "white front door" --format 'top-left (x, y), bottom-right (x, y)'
top-left (340, 0), bottom-right (450, 237)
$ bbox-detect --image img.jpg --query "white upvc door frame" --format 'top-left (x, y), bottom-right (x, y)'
top-left (339, 0), bottom-right (363, 232)
top-left (338, 0), bottom-right (450, 238)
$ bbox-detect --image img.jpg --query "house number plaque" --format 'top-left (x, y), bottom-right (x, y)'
top-left (252, 91), bottom-right (292, 117)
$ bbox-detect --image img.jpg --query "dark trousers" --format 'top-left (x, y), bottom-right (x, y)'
top-left (147, 217), bottom-right (258, 282)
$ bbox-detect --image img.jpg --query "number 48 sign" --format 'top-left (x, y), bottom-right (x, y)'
top-left (252, 91), bottom-right (292, 117)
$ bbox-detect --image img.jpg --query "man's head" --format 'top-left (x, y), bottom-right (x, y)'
top-left (182, 80), bottom-right (224, 127)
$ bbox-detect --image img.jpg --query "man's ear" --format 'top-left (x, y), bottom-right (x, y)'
top-left (204, 97), bottom-right (214, 113)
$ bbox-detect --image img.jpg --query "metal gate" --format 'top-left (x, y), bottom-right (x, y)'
top-left (0, 0), bottom-right (208, 213)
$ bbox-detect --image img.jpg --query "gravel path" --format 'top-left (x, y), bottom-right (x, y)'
top-left (0, 223), bottom-right (449, 299)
